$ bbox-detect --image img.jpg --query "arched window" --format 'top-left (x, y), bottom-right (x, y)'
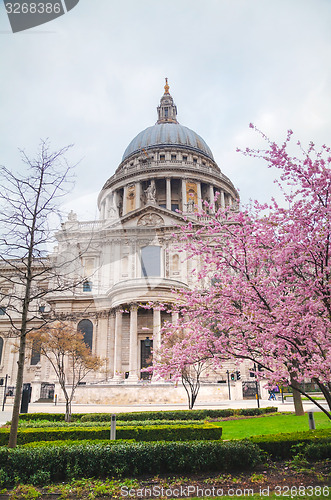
top-left (0, 337), bottom-right (3, 365)
top-left (77, 319), bottom-right (93, 350)
top-left (141, 246), bottom-right (161, 277)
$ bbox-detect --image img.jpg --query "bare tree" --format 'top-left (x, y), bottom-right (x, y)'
top-left (29, 322), bottom-right (103, 422)
top-left (0, 141), bottom-right (86, 447)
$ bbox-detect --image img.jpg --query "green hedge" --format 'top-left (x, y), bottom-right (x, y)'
top-left (0, 440), bottom-right (262, 486)
top-left (250, 428), bottom-right (331, 459)
top-left (18, 419), bottom-right (204, 428)
top-left (17, 407), bottom-right (277, 423)
top-left (0, 424), bottom-right (222, 445)
top-left (81, 407), bottom-right (278, 422)
top-left (18, 412), bottom-right (86, 422)
top-left (303, 441), bottom-right (331, 460)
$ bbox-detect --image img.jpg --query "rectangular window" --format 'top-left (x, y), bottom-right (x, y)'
top-left (0, 307), bottom-right (6, 316)
top-left (183, 155), bottom-right (187, 161)
top-left (141, 246), bottom-right (161, 277)
top-left (171, 154), bottom-right (177, 161)
top-left (171, 203), bottom-right (179, 212)
top-left (30, 341), bottom-right (41, 366)
top-left (160, 155), bottom-right (165, 162)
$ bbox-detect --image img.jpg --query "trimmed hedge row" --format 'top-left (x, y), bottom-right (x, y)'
top-left (18, 419), bottom-right (204, 428)
top-left (18, 407), bottom-right (277, 423)
top-left (0, 440), bottom-right (262, 486)
top-left (250, 428), bottom-right (331, 459)
top-left (0, 424), bottom-right (222, 445)
top-left (81, 407), bottom-right (278, 422)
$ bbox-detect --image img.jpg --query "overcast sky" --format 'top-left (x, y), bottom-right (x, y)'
top-left (1, 0), bottom-right (331, 221)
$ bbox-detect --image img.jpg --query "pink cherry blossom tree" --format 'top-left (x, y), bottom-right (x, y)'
top-left (153, 128), bottom-right (331, 419)
top-left (152, 317), bottom-right (221, 409)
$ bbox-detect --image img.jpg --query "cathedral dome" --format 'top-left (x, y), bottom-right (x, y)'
top-left (122, 123), bottom-right (214, 162)
top-left (121, 79), bottom-right (214, 163)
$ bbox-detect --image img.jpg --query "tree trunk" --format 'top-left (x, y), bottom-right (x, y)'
top-left (290, 375), bottom-right (304, 416)
top-left (8, 333), bottom-right (27, 448)
top-left (65, 399), bottom-right (72, 422)
top-left (315, 379), bottom-right (331, 412)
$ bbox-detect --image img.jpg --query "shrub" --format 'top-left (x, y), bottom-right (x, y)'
top-left (16, 408), bottom-right (278, 424)
top-left (250, 429), bottom-right (331, 459)
top-left (80, 407), bottom-right (278, 422)
top-left (302, 441), bottom-right (331, 460)
top-left (18, 419), bottom-right (204, 429)
top-left (0, 440), bottom-right (262, 486)
top-left (0, 424), bottom-right (222, 445)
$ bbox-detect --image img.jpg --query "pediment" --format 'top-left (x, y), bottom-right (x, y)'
top-left (116, 204), bottom-right (187, 229)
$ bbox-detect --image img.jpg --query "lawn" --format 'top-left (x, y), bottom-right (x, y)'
top-left (213, 412), bottom-right (330, 440)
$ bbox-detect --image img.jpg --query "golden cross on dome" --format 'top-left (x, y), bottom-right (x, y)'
top-left (164, 77), bottom-right (170, 94)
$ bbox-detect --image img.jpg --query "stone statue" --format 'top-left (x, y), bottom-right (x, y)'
top-left (145, 181), bottom-right (156, 204)
top-left (187, 198), bottom-right (195, 213)
top-left (67, 210), bottom-right (77, 221)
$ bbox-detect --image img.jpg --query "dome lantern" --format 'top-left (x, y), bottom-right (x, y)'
top-left (157, 78), bottom-right (178, 124)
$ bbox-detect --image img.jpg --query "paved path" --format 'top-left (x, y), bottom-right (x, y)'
top-left (0, 398), bottom-right (324, 426)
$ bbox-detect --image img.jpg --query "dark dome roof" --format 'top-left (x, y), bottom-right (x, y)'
top-left (122, 123), bottom-right (214, 162)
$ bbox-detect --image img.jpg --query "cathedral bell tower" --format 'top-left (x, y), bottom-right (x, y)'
top-left (157, 78), bottom-right (178, 124)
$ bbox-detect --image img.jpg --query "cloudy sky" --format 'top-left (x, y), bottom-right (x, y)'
top-left (1, 0), bottom-right (331, 221)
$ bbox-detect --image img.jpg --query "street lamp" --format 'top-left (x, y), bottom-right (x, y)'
top-left (144, 336), bottom-right (151, 348)
top-left (1, 374), bottom-right (10, 411)
top-left (226, 370), bottom-right (231, 400)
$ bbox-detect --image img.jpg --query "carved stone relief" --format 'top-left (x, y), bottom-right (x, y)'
top-left (137, 213), bottom-right (164, 227)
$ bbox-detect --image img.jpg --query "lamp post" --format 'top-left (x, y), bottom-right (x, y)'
top-left (1, 374), bottom-right (9, 411)
top-left (144, 336), bottom-right (151, 348)
top-left (226, 370), bottom-right (231, 400)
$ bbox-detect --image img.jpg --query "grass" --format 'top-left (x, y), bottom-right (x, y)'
top-left (212, 412), bottom-right (330, 440)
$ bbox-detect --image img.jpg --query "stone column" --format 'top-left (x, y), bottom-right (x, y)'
top-left (209, 185), bottom-right (215, 213)
top-left (135, 182), bottom-right (141, 210)
top-left (113, 308), bottom-right (123, 381)
top-left (197, 182), bottom-right (202, 211)
top-left (166, 178), bottom-right (171, 210)
top-left (172, 311), bottom-right (179, 324)
top-left (108, 311), bottom-right (115, 380)
top-left (123, 185), bottom-right (128, 216)
top-left (96, 313), bottom-right (109, 380)
top-left (105, 196), bottom-right (110, 218)
top-left (220, 190), bottom-right (225, 208)
top-left (151, 308), bottom-right (161, 383)
top-left (153, 308), bottom-right (161, 351)
top-left (181, 179), bottom-right (187, 212)
top-left (127, 304), bottom-right (139, 382)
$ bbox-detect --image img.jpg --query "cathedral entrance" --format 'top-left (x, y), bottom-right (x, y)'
top-left (40, 382), bottom-right (55, 401)
top-left (140, 339), bottom-right (153, 380)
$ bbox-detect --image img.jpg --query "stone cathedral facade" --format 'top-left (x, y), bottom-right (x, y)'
top-left (0, 82), bottom-right (261, 404)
